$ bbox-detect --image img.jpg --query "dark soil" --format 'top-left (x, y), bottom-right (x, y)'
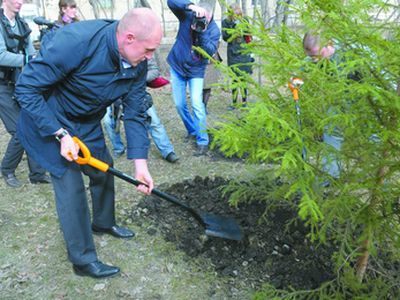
top-left (130, 176), bottom-right (336, 292)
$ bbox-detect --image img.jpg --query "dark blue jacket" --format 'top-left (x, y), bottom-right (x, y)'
top-left (15, 20), bottom-right (150, 178)
top-left (167, 0), bottom-right (220, 78)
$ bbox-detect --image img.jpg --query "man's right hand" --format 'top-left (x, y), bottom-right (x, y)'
top-left (55, 128), bottom-right (79, 161)
top-left (188, 4), bottom-right (206, 18)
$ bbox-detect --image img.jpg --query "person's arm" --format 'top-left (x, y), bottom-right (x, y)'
top-left (15, 30), bottom-right (84, 160)
top-left (123, 65), bottom-right (153, 194)
top-left (0, 28), bottom-right (24, 67)
top-left (167, 0), bottom-right (193, 20)
top-left (134, 159), bottom-right (153, 195)
top-left (146, 58), bottom-right (160, 82)
top-left (221, 18), bottom-right (234, 42)
top-left (26, 35), bottom-right (37, 57)
top-left (198, 23), bottom-right (221, 57)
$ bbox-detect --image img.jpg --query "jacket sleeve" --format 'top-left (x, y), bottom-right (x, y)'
top-left (0, 27), bottom-right (24, 67)
top-left (221, 18), bottom-right (235, 42)
top-left (167, 0), bottom-right (193, 20)
top-left (123, 64), bottom-right (151, 159)
top-left (15, 30), bottom-right (84, 137)
top-left (198, 24), bottom-right (221, 57)
top-left (26, 35), bottom-right (36, 57)
top-left (146, 58), bottom-right (160, 82)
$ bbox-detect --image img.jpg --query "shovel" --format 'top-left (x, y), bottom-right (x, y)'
top-left (288, 77), bottom-right (307, 161)
top-left (72, 137), bottom-right (243, 241)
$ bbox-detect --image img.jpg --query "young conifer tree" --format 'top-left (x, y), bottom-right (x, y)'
top-left (212, 0), bottom-right (400, 297)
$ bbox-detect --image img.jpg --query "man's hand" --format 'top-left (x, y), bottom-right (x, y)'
top-left (134, 159), bottom-right (153, 195)
top-left (55, 128), bottom-right (79, 161)
top-left (188, 4), bottom-right (207, 18)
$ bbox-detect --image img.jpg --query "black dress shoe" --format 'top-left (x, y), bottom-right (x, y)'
top-left (3, 173), bottom-right (22, 188)
top-left (73, 261), bottom-right (120, 278)
top-left (30, 174), bottom-right (51, 184)
top-left (92, 224), bottom-right (135, 239)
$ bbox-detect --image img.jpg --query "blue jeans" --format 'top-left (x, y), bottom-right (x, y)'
top-left (322, 132), bottom-right (343, 179)
top-left (147, 105), bottom-right (174, 158)
top-left (103, 107), bottom-right (125, 156)
top-left (170, 67), bottom-right (209, 145)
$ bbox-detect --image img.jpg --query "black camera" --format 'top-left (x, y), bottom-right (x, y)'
top-left (191, 14), bottom-right (208, 33)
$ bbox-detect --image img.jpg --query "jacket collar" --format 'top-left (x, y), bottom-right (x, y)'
top-left (105, 21), bottom-right (121, 68)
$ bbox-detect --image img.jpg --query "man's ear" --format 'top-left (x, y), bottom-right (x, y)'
top-left (126, 32), bottom-right (136, 44)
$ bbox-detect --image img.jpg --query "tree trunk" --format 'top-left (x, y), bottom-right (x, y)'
top-left (259, 0), bottom-right (270, 27)
top-left (218, 0), bottom-right (227, 17)
top-left (355, 81), bottom-right (400, 281)
top-left (273, 0), bottom-right (292, 27)
top-left (89, 0), bottom-right (99, 19)
top-left (110, 0), bottom-right (115, 19)
top-left (139, 0), bottom-right (152, 8)
top-left (241, 0), bottom-right (248, 16)
top-left (159, 0), bottom-right (167, 36)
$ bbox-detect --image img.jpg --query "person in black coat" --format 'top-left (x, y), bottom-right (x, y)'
top-left (222, 4), bottom-right (253, 108)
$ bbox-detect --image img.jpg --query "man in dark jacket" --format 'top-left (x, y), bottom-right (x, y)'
top-left (167, 0), bottom-right (220, 156)
top-left (0, 0), bottom-right (51, 187)
top-left (15, 8), bottom-right (162, 279)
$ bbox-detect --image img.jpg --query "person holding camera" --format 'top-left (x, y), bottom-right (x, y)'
top-left (0, 0), bottom-right (50, 187)
top-left (222, 4), bottom-right (253, 109)
top-left (167, 0), bottom-right (220, 156)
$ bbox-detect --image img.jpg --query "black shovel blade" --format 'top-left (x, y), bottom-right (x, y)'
top-left (200, 212), bottom-right (243, 241)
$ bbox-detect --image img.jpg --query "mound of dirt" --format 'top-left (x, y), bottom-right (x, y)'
top-left (130, 176), bottom-right (336, 292)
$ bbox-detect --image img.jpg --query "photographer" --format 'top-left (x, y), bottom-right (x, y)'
top-left (222, 4), bottom-right (253, 109)
top-left (0, 0), bottom-right (50, 187)
top-left (38, 0), bottom-right (78, 46)
top-left (167, 0), bottom-right (220, 156)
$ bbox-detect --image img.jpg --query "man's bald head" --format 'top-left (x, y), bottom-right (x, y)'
top-left (118, 7), bottom-right (162, 41)
top-left (116, 8), bottom-right (163, 66)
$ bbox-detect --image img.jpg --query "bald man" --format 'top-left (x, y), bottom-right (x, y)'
top-left (15, 8), bottom-right (162, 278)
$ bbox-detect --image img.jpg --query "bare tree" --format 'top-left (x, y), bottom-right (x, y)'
top-left (88, 0), bottom-right (100, 18)
top-left (272, 0), bottom-right (292, 27)
top-left (258, 0), bottom-right (271, 27)
top-left (218, 0), bottom-right (227, 17)
top-left (88, 0), bottom-right (110, 19)
top-left (138, 0), bottom-right (152, 8)
top-left (241, 0), bottom-right (248, 16)
top-left (159, 0), bottom-right (167, 36)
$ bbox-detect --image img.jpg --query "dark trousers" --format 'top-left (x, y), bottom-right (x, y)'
top-left (0, 83), bottom-right (46, 179)
top-left (51, 148), bottom-right (115, 265)
top-left (232, 87), bottom-right (248, 104)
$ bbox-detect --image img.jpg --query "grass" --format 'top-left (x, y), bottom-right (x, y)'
top-left (0, 85), bottom-right (258, 299)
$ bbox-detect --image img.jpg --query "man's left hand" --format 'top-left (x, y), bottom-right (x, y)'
top-left (134, 159), bottom-right (153, 195)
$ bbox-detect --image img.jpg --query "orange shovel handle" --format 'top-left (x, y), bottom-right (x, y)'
top-left (72, 136), bottom-right (110, 173)
top-left (288, 82), bottom-right (299, 101)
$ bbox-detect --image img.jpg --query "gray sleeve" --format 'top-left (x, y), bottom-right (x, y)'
top-left (146, 58), bottom-right (161, 82)
top-left (26, 36), bottom-right (36, 57)
top-left (0, 28), bottom-right (24, 67)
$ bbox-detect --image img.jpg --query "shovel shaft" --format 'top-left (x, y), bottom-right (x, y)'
top-left (71, 137), bottom-right (242, 240)
top-left (107, 167), bottom-right (206, 226)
